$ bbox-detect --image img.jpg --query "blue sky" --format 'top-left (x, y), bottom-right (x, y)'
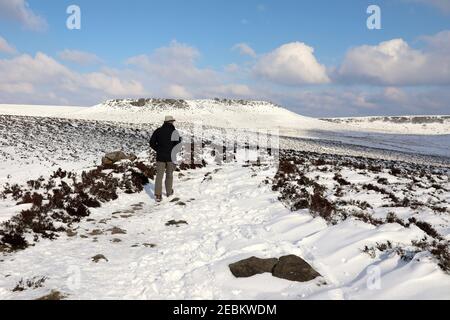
top-left (0, 0), bottom-right (449, 116)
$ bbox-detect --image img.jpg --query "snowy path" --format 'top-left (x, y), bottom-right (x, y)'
top-left (1, 162), bottom-right (449, 300)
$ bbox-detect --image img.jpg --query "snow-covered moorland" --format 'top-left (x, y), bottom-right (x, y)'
top-left (322, 115), bottom-right (450, 135)
top-left (1, 99), bottom-right (449, 158)
top-left (0, 100), bottom-right (449, 300)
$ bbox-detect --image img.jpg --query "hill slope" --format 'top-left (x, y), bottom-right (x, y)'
top-left (322, 115), bottom-right (450, 135)
top-left (89, 99), bottom-right (450, 157)
top-left (80, 99), bottom-right (337, 131)
top-left (0, 99), bottom-right (336, 131)
top-left (1, 99), bottom-right (449, 158)
top-left (0, 102), bottom-right (449, 300)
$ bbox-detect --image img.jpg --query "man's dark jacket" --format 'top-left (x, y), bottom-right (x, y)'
top-left (150, 122), bottom-right (182, 162)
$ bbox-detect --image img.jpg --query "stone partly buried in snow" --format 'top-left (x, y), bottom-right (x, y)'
top-left (229, 257), bottom-right (278, 278)
top-left (36, 290), bottom-right (67, 300)
top-left (108, 227), bottom-right (127, 235)
top-left (91, 254), bottom-right (108, 263)
top-left (102, 151), bottom-right (137, 165)
top-left (165, 220), bottom-right (188, 227)
top-left (229, 255), bottom-right (321, 282)
top-left (272, 255), bottom-right (321, 282)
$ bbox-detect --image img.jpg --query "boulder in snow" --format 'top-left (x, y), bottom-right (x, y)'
top-left (91, 254), bottom-right (108, 263)
top-left (229, 257), bottom-right (278, 278)
top-left (102, 151), bottom-right (137, 165)
top-left (165, 220), bottom-right (188, 227)
top-left (108, 227), bottom-right (127, 235)
top-left (36, 290), bottom-right (66, 300)
top-left (272, 255), bottom-right (321, 282)
top-left (229, 255), bottom-right (321, 282)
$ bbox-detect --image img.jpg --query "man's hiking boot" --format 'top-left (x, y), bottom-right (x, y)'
top-left (155, 195), bottom-right (162, 203)
top-left (167, 190), bottom-right (174, 197)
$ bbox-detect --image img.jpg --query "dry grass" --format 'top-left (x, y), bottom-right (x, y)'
top-left (0, 161), bottom-right (152, 251)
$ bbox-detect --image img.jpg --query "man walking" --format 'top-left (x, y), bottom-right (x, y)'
top-left (150, 116), bottom-right (182, 202)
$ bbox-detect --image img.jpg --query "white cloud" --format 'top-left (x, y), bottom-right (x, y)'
top-left (0, 42), bottom-right (252, 105)
top-left (420, 30), bottom-right (450, 53)
top-left (232, 43), bottom-right (257, 58)
top-left (0, 52), bottom-right (144, 105)
top-left (253, 42), bottom-right (330, 85)
top-left (382, 87), bottom-right (408, 103)
top-left (337, 37), bottom-right (450, 85)
top-left (0, 36), bottom-right (17, 55)
top-left (82, 72), bottom-right (143, 96)
top-left (58, 49), bottom-right (102, 66)
top-left (0, 52), bottom-right (72, 84)
top-left (204, 84), bottom-right (253, 98)
top-left (126, 41), bottom-right (218, 87)
top-left (165, 84), bottom-right (192, 99)
top-left (369, 87), bottom-right (450, 115)
top-left (2, 38), bottom-right (448, 116)
top-left (124, 41), bottom-right (259, 101)
top-left (224, 63), bottom-right (240, 73)
top-left (270, 89), bottom-right (377, 116)
top-left (0, 0), bottom-right (47, 31)
top-left (258, 86), bottom-right (450, 117)
top-left (0, 82), bottom-right (34, 94)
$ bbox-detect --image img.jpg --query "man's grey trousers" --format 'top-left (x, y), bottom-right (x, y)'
top-left (155, 162), bottom-right (175, 196)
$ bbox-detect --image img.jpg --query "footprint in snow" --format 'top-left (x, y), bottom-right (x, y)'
top-left (108, 227), bottom-right (127, 235)
top-left (165, 220), bottom-right (188, 227)
top-left (91, 254), bottom-right (108, 263)
top-left (88, 229), bottom-right (103, 236)
top-left (131, 243), bottom-right (156, 248)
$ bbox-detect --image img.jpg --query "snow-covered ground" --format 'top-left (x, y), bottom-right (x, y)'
top-left (1, 100), bottom-right (449, 158)
top-left (323, 115), bottom-right (450, 135)
top-left (0, 100), bottom-right (449, 300)
top-left (1, 162), bottom-right (448, 300)
top-left (0, 104), bottom-right (86, 118)
top-left (0, 100), bottom-right (333, 132)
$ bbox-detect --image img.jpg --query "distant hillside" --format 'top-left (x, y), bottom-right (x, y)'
top-left (1, 101), bottom-right (449, 157)
top-left (321, 115), bottom-right (450, 135)
top-left (104, 98), bottom-right (276, 109)
top-left (79, 98), bottom-right (337, 133)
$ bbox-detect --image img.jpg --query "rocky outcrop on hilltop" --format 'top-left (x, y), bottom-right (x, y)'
top-left (103, 98), bottom-right (280, 110)
top-left (107, 98), bottom-right (190, 109)
top-left (322, 115), bottom-right (450, 124)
